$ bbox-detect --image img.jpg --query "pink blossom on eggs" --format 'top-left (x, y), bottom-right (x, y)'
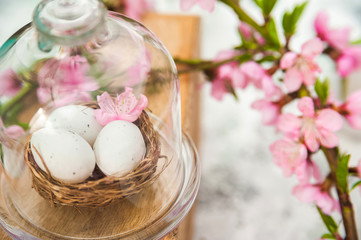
top-left (292, 184), bottom-right (339, 215)
top-left (280, 38), bottom-right (323, 92)
top-left (278, 97), bottom-right (343, 152)
top-left (270, 139), bottom-right (308, 177)
top-left (94, 88), bottom-right (148, 125)
top-left (314, 11), bottom-right (350, 51)
top-left (0, 69), bottom-right (22, 97)
top-left (180, 0), bottom-right (216, 12)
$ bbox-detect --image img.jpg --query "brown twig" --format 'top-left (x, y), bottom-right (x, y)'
top-left (322, 147), bottom-right (358, 240)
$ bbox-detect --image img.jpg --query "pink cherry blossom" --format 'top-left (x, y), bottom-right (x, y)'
top-left (278, 97), bottom-right (343, 152)
top-left (296, 160), bottom-right (322, 184)
top-left (210, 50), bottom-right (243, 100)
top-left (262, 75), bottom-right (282, 100)
top-left (239, 61), bottom-right (266, 89)
top-left (211, 77), bottom-right (228, 101)
top-left (252, 99), bottom-right (280, 126)
top-left (280, 38), bottom-right (323, 92)
top-left (94, 88), bottom-right (148, 125)
top-left (270, 139), bottom-right (308, 177)
top-left (0, 69), bottom-right (22, 97)
top-left (180, 0), bottom-right (216, 12)
top-left (0, 118), bottom-right (25, 148)
top-left (340, 89), bottom-right (361, 128)
top-left (238, 22), bottom-right (265, 45)
top-left (124, 0), bottom-right (153, 20)
top-left (252, 77), bottom-right (283, 126)
top-left (314, 11), bottom-right (350, 51)
top-left (336, 46), bottom-right (361, 78)
top-left (126, 48), bottom-right (151, 86)
top-left (238, 22), bottom-right (252, 40)
top-left (314, 12), bottom-right (361, 77)
top-left (37, 56), bottom-right (99, 106)
top-left (292, 184), bottom-right (339, 215)
top-left (241, 61), bottom-right (266, 89)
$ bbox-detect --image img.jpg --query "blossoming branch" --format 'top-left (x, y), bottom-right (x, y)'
top-left (176, 0), bottom-right (361, 239)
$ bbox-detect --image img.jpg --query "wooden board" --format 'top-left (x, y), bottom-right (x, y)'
top-left (0, 13), bottom-right (200, 240)
top-left (143, 13), bottom-right (200, 240)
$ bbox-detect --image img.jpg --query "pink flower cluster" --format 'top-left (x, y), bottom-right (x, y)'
top-left (0, 69), bottom-right (22, 97)
top-left (280, 38), bottom-right (323, 93)
top-left (0, 117), bottom-right (24, 148)
top-left (315, 11), bottom-right (361, 78)
top-left (37, 56), bottom-right (99, 106)
top-left (270, 97), bottom-right (342, 214)
top-left (95, 88), bottom-right (148, 125)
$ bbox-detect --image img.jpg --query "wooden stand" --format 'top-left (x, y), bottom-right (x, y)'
top-left (143, 13), bottom-right (201, 240)
top-left (0, 13), bottom-right (200, 240)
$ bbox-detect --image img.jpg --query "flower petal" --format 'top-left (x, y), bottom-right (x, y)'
top-left (314, 11), bottom-right (329, 39)
top-left (252, 100), bottom-right (279, 125)
top-left (211, 77), bottom-right (228, 101)
top-left (280, 52), bottom-right (297, 69)
top-left (346, 114), bottom-right (361, 129)
top-left (284, 68), bottom-right (303, 92)
top-left (304, 127), bottom-right (320, 152)
top-left (345, 90), bottom-right (361, 113)
top-left (4, 125), bottom-right (24, 139)
top-left (298, 97), bottom-right (315, 117)
top-left (262, 76), bottom-right (283, 100)
top-left (240, 61), bottom-right (265, 89)
top-left (292, 184), bottom-right (319, 203)
top-left (239, 22), bottom-right (252, 39)
top-left (277, 113), bottom-right (302, 133)
top-left (337, 55), bottom-right (356, 78)
top-left (301, 38), bottom-right (323, 59)
top-left (315, 192), bottom-right (337, 215)
top-left (316, 109), bottom-right (343, 131)
top-left (318, 129), bottom-right (339, 149)
top-left (97, 92), bottom-right (116, 114)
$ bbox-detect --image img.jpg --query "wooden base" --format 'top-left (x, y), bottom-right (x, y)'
top-left (142, 13), bottom-right (200, 240)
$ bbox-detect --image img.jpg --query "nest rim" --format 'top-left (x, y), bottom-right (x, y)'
top-left (25, 109), bottom-right (163, 208)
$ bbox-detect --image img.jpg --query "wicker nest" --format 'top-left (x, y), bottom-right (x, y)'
top-left (25, 110), bottom-right (162, 208)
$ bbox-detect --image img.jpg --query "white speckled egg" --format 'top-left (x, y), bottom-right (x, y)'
top-left (45, 105), bottom-right (103, 146)
top-left (31, 128), bottom-right (96, 183)
top-left (93, 120), bottom-right (146, 177)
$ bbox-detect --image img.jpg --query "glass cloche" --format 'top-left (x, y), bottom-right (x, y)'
top-left (0, 0), bottom-right (200, 239)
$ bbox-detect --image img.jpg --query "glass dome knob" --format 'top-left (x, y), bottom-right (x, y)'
top-left (34, 0), bottom-right (106, 49)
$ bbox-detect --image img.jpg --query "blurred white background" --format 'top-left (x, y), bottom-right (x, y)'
top-left (2, 0), bottom-right (361, 239)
